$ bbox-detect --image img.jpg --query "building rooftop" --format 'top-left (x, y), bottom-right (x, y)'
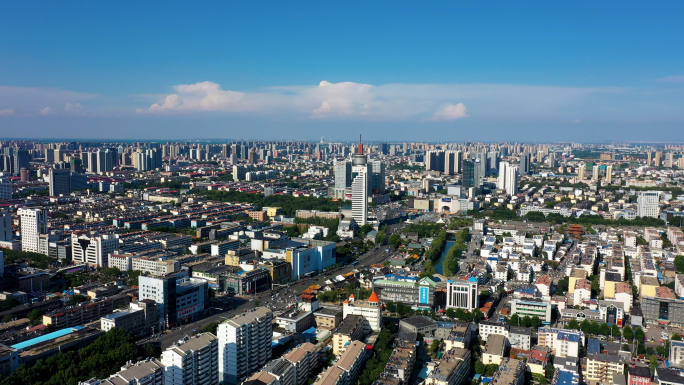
top-left (336, 340), bottom-right (365, 371)
top-left (225, 306), bottom-right (272, 327)
top-left (336, 314), bottom-right (364, 336)
top-left (491, 358), bottom-right (525, 385)
top-left (427, 348), bottom-right (470, 381)
top-left (168, 333), bottom-right (217, 356)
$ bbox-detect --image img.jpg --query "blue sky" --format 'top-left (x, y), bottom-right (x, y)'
top-left (1, 2), bottom-right (683, 141)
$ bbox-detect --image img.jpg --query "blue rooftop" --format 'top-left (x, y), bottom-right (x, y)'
top-left (12, 326), bottom-right (84, 350)
top-left (557, 331), bottom-right (580, 343)
top-left (468, 277), bottom-right (478, 282)
top-left (587, 338), bottom-right (601, 354)
top-left (554, 369), bottom-right (579, 385)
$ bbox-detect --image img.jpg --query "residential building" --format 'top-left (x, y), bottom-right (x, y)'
top-left (490, 358), bottom-right (525, 385)
top-left (332, 314), bottom-right (364, 356)
top-left (217, 307), bottom-right (273, 385)
top-left (627, 365), bottom-right (652, 385)
top-left (282, 343), bottom-right (319, 385)
top-left (80, 358), bottom-right (165, 385)
top-left (671, 340), bottom-right (684, 368)
top-left (0, 173), bottom-right (12, 200)
top-left (314, 307), bottom-right (343, 330)
top-left (19, 208), bottom-right (48, 254)
top-left (478, 321), bottom-right (531, 351)
top-left (161, 333), bottom-right (219, 385)
top-left (71, 233), bottom-right (120, 268)
top-left (424, 347), bottom-right (471, 385)
top-left (585, 353), bottom-right (625, 384)
top-left (482, 334), bottom-right (509, 365)
top-left (498, 162), bottom-right (519, 196)
top-left (0, 344), bottom-right (18, 376)
top-left (314, 340), bottom-right (367, 385)
top-left (538, 328), bottom-right (584, 358)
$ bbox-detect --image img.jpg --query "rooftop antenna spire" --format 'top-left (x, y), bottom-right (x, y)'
top-left (359, 134), bottom-right (363, 154)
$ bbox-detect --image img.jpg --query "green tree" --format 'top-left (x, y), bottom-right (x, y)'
top-left (446, 308), bottom-right (455, 318)
top-left (389, 234), bottom-right (402, 249)
top-left (566, 319), bottom-right (580, 330)
top-left (555, 277), bottom-right (569, 295)
top-left (672, 334), bottom-right (682, 341)
top-left (675, 256), bottom-right (684, 273)
top-left (474, 360), bottom-right (486, 375)
top-left (635, 327), bottom-right (646, 342)
top-left (429, 339), bottom-right (441, 355)
top-left (70, 294), bottom-right (89, 306)
top-left (544, 363), bottom-right (556, 380)
top-left (623, 325), bottom-right (634, 340)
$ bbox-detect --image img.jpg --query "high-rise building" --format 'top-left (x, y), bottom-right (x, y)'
top-left (368, 160), bottom-right (385, 194)
top-left (71, 233), bottom-right (120, 267)
top-left (426, 150), bottom-right (445, 172)
top-left (637, 191), bottom-right (661, 218)
top-left (12, 149), bottom-right (30, 176)
top-left (462, 160), bottom-right (475, 189)
top-left (445, 151), bottom-right (461, 175)
top-left (0, 210), bottom-right (12, 242)
top-left (351, 159), bottom-right (368, 226)
top-left (162, 333), bottom-right (219, 385)
top-left (333, 161), bottom-right (352, 200)
top-left (218, 307), bottom-right (273, 385)
top-left (446, 277), bottom-right (479, 311)
top-left (605, 165), bottom-right (613, 184)
top-left (497, 162), bottom-right (519, 196)
top-left (49, 168), bottom-right (72, 196)
top-left (519, 153), bottom-right (531, 175)
top-left (0, 172), bottom-right (12, 200)
top-left (19, 208), bottom-right (48, 253)
top-left (578, 162), bottom-right (586, 181)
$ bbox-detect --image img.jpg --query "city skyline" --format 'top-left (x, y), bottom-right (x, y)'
top-left (1, 2), bottom-right (684, 141)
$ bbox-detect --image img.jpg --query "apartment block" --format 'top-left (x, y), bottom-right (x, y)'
top-left (217, 307), bottom-right (273, 385)
top-left (161, 333), bottom-right (219, 385)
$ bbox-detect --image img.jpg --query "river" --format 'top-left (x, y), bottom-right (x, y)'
top-left (434, 241), bottom-right (455, 275)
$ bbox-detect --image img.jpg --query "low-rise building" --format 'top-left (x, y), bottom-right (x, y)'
top-left (482, 334), bottom-right (509, 365)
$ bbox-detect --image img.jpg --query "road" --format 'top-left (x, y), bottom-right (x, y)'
top-left (148, 210), bottom-right (403, 348)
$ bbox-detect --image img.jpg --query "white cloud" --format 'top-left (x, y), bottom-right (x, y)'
top-left (432, 103), bottom-right (468, 121)
top-left (65, 102), bottom-right (85, 115)
top-left (0, 86), bottom-right (96, 115)
top-left (39, 107), bottom-right (54, 116)
top-left (0, 108), bottom-right (14, 116)
top-left (138, 80), bottom-right (624, 122)
top-left (656, 75), bottom-right (684, 83)
top-left (141, 81), bottom-right (247, 113)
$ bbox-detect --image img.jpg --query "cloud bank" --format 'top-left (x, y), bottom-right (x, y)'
top-left (139, 80), bottom-right (629, 122)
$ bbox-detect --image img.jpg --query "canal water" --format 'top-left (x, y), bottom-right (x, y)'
top-left (433, 241), bottom-right (455, 275)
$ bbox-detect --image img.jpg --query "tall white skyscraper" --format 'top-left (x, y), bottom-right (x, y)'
top-left (578, 162), bottom-right (586, 180)
top-left (19, 208), bottom-right (48, 253)
top-left (497, 162), bottom-right (519, 196)
top-left (218, 307), bottom-right (273, 385)
top-left (351, 160), bottom-right (368, 226)
top-left (162, 333), bottom-right (219, 385)
top-left (637, 191), bottom-right (661, 218)
top-left (605, 165), bottom-right (613, 183)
